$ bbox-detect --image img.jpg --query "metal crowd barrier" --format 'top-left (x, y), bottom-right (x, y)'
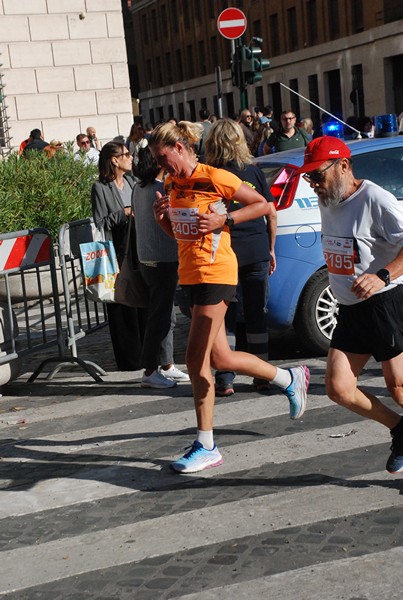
top-left (55, 217), bottom-right (108, 382)
top-left (0, 223), bottom-right (110, 385)
top-left (0, 228), bottom-right (65, 378)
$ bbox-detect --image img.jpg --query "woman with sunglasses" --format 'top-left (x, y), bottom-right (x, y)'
top-left (91, 141), bottom-right (147, 371)
top-left (149, 120), bottom-right (310, 474)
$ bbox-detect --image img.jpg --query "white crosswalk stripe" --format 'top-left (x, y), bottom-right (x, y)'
top-left (0, 362), bottom-right (402, 599)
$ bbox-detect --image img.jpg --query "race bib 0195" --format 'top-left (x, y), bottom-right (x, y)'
top-left (322, 235), bottom-right (355, 276)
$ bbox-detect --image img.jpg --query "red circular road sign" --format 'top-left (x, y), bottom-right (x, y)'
top-left (217, 7), bottom-right (247, 40)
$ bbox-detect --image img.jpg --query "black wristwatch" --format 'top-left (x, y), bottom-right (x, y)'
top-left (225, 213), bottom-right (235, 228)
top-left (376, 268), bottom-right (390, 286)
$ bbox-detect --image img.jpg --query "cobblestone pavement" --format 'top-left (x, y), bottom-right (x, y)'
top-left (0, 311), bottom-right (402, 599)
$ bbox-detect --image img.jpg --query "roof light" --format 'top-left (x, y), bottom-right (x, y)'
top-left (374, 114), bottom-right (398, 138)
top-left (322, 121), bottom-right (344, 139)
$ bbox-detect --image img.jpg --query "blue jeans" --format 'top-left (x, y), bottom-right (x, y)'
top-left (215, 260), bottom-right (269, 387)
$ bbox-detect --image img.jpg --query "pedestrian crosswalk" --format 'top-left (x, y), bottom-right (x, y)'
top-left (0, 363), bottom-right (402, 599)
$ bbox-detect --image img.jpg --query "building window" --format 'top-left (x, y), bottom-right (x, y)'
top-left (195, 1), bottom-right (202, 23)
top-left (199, 41), bottom-right (206, 76)
top-left (178, 102), bottom-right (185, 121)
top-left (308, 74), bottom-right (320, 128)
top-left (269, 14), bottom-right (280, 56)
top-left (289, 79), bottom-right (300, 118)
top-left (287, 7), bottom-right (298, 52)
top-left (252, 20), bottom-right (262, 38)
top-left (141, 13), bottom-right (148, 45)
top-left (307, 0), bottom-right (318, 45)
top-left (149, 108), bottom-right (155, 126)
top-left (176, 49), bottom-right (184, 82)
top-left (183, 0), bottom-right (190, 29)
top-left (211, 36), bottom-right (218, 67)
top-left (155, 55), bottom-right (162, 87)
top-left (255, 86), bottom-right (264, 111)
top-left (151, 9), bottom-right (158, 39)
top-left (165, 52), bottom-right (173, 85)
top-left (146, 59), bottom-right (152, 87)
top-left (328, 0), bottom-right (340, 39)
top-left (168, 105), bottom-right (175, 119)
top-left (351, 0), bottom-right (364, 33)
top-left (201, 97), bottom-right (207, 110)
top-left (161, 4), bottom-right (167, 37)
top-left (351, 64), bottom-right (365, 117)
top-left (188, 99), bottom-right (196, 122)
top-left (187, 45), bottom-right (194, 80)
top-left (157, 107), bottom-right (164, 122)
top-left (172, 0), bottom-right (178, 32)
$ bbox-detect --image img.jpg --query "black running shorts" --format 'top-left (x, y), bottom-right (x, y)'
top-left (330, 285), bottom-right (403, 361)
top-left (182, 283), bottom-right (237, 307)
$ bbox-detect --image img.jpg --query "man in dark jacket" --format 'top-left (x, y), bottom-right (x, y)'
top-left (264, 110), bottom-right (309, 154)
top-left (23, 129), bottom-right (48, 154)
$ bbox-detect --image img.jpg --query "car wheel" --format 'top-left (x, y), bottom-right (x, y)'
top-left (294, 269), bottom-right (339, 355)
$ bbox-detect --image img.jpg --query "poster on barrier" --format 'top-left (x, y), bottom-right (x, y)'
top-left (79, 241), bottom-right (118, 303)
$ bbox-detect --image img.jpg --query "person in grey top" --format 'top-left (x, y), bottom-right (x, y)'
top-left (133, 147), bottom-right (189, 389)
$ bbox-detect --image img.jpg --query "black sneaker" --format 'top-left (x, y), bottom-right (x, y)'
top-left (386, 419), bottom-right (403, 474)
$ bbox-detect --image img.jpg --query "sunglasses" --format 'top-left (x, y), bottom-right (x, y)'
top-left (116, 151), bottom-right (132, 158)
top-left (302, 159), bottom-right (340, 184)
top-left (80, 140), bottom-right (90, 145)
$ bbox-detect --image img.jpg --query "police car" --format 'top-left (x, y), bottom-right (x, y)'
top-left (255, 135), bottom-right (403, 354)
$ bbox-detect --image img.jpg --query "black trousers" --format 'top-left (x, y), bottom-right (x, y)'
top-left (106, 302), bottom-right (147, 371)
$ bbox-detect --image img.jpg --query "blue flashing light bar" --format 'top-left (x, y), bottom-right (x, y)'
top-left (374, 114), bottom-right (398, 138)
top-left (322, 121), bottom-right (344, 139)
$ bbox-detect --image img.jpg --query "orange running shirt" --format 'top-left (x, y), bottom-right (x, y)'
top-left (166, 163), bottom-right (242, 285)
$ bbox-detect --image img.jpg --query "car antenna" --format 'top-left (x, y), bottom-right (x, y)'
top-left (280, 82), bottom-right (362, 139)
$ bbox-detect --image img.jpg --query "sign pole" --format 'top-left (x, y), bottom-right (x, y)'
top-left (217, 7), bottom-right (248, 114)
top-left (215, 66), bottom-right (223, 118)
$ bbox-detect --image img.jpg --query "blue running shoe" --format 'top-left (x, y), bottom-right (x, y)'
top-left (386, 423), bottom-right (403, 474)
top-left (282, 365), bottom-right (310, 419)
top-left (170, 441), bottom-right (223, 473)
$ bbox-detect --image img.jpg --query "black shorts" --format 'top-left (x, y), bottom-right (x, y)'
top-left (182, 283), bottom-right (237, 307)
top-left (330, 285), bottom-right (403, 361)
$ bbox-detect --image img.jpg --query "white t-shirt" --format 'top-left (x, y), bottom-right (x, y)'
top-left (74, 147), bottom-right (99, 166)
top-left (320, 180), bottom-right (403, 305)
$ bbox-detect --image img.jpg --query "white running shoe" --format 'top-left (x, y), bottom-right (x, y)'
top-left (159, 365), bottom-right (190, 382)
top-left (141, 370), bottom-right (177, 389)
top-left (170, 441), bottom-right (223, 473)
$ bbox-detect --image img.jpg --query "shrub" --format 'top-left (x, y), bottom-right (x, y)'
top-left (0, 145), bottom-right (97, 240)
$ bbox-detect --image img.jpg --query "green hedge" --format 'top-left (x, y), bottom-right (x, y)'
top-left (0, 145), bottom-right (97, 240)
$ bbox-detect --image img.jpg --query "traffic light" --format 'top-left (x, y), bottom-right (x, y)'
top-left (242, 42), bottom-right (270, 85)
top-left (231, 44), bottom-right (244, 89)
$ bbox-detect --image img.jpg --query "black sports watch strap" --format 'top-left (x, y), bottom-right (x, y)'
top-left (225, 213), bottom-right (235, 228)
top-left (376, 268), bottom-right (390, 286)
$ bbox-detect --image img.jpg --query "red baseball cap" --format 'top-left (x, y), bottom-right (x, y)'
top-left (298, 136), bottom-right (351, 173)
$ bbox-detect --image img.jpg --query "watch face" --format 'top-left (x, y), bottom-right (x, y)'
top-left (377, 269), bottom-right (390, 284)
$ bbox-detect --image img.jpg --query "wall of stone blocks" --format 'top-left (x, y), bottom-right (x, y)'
top-left (0, 0), bottom-right (133, 150)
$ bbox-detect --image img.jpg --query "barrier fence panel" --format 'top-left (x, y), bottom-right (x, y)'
top-left (0, 228), bottom-right (65, 376)
top-left (55, 217), bottom-right (108, 381)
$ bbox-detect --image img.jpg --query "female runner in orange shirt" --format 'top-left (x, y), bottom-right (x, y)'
top-left (150, 121), bottom-right (310, 473)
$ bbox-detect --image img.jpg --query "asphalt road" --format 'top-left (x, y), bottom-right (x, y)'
top-left (0, 311), bottom-right (402, 599)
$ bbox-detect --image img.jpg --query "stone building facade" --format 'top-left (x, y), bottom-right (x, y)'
top-left (0, 0), bottom-right (133, 151)
top-left (129, 0), bottom-right (403, 128)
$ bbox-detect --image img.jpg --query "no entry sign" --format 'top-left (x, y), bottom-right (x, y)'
top-left (217, 7), bottom-right (247, 40)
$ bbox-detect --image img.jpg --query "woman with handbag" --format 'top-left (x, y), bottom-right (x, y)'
top-left (133, 147), bottom-right (189, 388)
top-left (91, 141), bottom-right (146, 371)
